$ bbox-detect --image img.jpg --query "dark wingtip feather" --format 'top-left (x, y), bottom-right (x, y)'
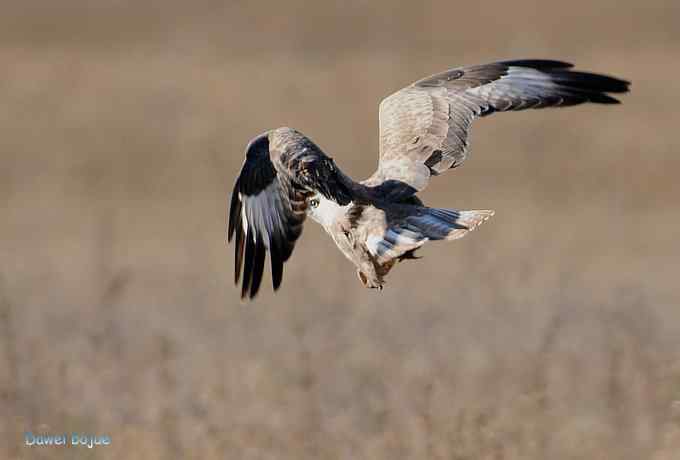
top-left (234, 223), bottom-right (245, 285)
top-left (501, 59), bottom-right (574, 69)
top-left (270, 240), bottom-right (283, 291)
top-left (554, 71), bottom-right (629, 105)
top-left (241, 235), bottom-right (255, 299)
top-left (503, 59), bottom-right (630, 104)
top-left (227, 181), bottom-right (240, 242)
top-left (588, 93), bottom-right (622, 104)
top-left (249, 237), bottom-right (266, 299)
top-left (550, 70), bottom-right (630, 94)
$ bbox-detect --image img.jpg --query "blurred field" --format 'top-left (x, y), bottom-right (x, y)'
top-left (1, 1), bottom-right (680, 459)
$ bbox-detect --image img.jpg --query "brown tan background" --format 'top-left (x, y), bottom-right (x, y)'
top-left (1, 1), bottom-right (679, 459)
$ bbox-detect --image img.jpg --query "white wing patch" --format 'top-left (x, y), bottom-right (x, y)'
top-left (239, 181), bottom-right (288, 249)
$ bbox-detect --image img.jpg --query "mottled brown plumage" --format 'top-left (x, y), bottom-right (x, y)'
top-left (228, 59), bottom-right (629, 298)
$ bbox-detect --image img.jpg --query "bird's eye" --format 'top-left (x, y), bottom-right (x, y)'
top-left (309, 198), bottom-right (319, 208)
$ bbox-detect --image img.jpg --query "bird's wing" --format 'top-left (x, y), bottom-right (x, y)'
top-left (371, 59), bottom-right (630, 191)
top-left (228, 128), bottom-right (352, 299)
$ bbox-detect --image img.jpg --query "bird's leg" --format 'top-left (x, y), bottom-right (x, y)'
top-left (357, 270), bottom-right (369, 287)
top-left (356, 270), bottom-right (383, 290)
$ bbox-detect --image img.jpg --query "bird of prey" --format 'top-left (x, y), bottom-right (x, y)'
top-left (228, 59), bottom-right (629, 298)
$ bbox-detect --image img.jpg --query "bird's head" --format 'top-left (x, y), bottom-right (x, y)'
top-left (306, 193), bottom-right (346, 229)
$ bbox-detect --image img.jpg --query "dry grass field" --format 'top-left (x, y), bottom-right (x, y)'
top-left (1, 1), bottom-right (679, 459)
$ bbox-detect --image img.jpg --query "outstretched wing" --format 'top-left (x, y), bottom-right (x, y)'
top-left (370, 59), bottom-right (630, 191)
top-left (228, 128), bottom-right (352, 299)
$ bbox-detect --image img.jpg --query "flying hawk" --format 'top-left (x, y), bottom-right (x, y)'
top-left (228, 59), bottom-right (629, 298)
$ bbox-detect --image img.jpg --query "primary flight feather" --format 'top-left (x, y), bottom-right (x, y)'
top-left (228, 59), bottom-right (629, 298)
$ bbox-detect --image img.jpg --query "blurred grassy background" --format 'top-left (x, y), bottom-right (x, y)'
top-left (1, 1), bottom-right (679, 459)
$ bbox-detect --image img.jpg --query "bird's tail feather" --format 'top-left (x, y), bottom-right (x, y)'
top-left (406, 207), bottom-right (494, 241)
